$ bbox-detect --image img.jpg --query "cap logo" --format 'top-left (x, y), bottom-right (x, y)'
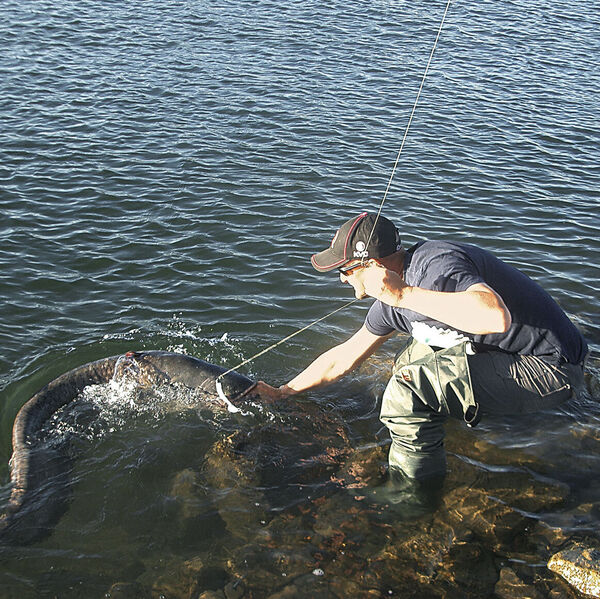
top-left (353, 240), bottom-right (368, 258)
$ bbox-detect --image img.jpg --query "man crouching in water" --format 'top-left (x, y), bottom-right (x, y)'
top-left (255, 212), bottom-right (588, 481)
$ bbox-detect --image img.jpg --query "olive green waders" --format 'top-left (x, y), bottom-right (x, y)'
top-left (380, 337), bottom-right (585, 479)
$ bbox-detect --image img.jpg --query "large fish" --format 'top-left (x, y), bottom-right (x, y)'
top-left (0, 351), bottom-right (256, 545)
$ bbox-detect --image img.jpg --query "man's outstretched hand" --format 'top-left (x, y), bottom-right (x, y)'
top-left (243, 381), bottom-right (295, 402)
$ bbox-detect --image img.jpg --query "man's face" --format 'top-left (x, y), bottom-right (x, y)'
top-left (338, 261), bottom-right (369, 299)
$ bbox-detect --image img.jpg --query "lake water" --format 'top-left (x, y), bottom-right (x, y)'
top-left (1, 0), bottom-right (599, 597)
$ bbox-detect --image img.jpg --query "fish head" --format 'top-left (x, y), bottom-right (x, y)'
top-left (113, 352), bottom-right (171, 388)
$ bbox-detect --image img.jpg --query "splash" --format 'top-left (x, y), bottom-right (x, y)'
top-left (37, 367), bottom-right (228, 445)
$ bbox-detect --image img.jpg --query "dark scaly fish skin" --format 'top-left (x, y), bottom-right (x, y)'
top-left (0, 351), bottom-right (256, 545)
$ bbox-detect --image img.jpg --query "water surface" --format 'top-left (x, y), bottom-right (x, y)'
top-left (1, 1), bottom-right (599, 597)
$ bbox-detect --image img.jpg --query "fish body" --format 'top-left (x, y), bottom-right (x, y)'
top-left (0, 351), bottom-right (255, 545)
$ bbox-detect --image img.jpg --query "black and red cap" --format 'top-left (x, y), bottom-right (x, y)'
top-left (310, 212), bottom-right (401, 272)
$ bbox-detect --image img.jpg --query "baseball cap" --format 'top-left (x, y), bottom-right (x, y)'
top-left (311, 212), bottom-right (401, 272)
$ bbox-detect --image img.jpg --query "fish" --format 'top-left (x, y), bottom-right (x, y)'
top-left (0, 351), bottom-right (256, 545)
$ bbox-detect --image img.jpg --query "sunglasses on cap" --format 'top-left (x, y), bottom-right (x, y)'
top-left (338, 262), bottom-right (366, 276)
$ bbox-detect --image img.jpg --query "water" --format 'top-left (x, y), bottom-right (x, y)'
top-left (1, 0), bottom-right (599, 596)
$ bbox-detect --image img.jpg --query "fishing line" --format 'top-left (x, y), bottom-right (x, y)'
top-left (363, 0), bottom-right (452, 254)
top-left (216, 1), bottom-right (452, 397)
top-left (215, 298), bottom-right (358, 389)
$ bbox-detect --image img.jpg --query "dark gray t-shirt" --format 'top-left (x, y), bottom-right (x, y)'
top-left (365, 241), bottom-right (587, 365)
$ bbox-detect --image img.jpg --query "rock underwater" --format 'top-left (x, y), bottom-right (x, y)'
top-left (548, 542), bottom-right (600, 598)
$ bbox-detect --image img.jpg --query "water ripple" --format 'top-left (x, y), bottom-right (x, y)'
top-left (0, 1), bottom-right (599, 591)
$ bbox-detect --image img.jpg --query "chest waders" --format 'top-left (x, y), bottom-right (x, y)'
top-left (380, 337), bottom-right (479, 479)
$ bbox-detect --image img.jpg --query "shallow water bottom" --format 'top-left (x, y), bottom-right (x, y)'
top-left (1, 367), bottom-right (599, 599)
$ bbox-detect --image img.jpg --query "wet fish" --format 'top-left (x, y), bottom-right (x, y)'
top-left (0, 351), bottom-right (256, 545)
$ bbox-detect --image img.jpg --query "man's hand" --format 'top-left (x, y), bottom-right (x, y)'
top-left (358, 262), bottom-right (407, 307)
top-left (252, 381), bottom-right (295, 402)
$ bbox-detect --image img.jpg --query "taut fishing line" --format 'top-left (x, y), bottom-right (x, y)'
top-left (364, 0), bottom-right (452, 253)
top-left (216, 1), bottom-right (452, 400)
top-left (215, 299), bottom-right (358, 398)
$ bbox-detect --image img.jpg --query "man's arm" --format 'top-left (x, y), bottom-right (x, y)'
top-left (254, 325), bottom-right (394, 400)
top-left (361, 265), bottom-right (511, 335)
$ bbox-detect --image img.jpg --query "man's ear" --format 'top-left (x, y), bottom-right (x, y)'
top-left (368, 259), bottom-right (384, 267)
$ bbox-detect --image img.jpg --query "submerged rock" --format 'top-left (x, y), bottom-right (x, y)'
top-left (149, 556), bottom-right (231, 599)
top-left (105, 581), bottom-right (146, 599)
top-left (494, 567), bottom-right (544, 599)
top-left (443, 485), bottom-right (531, 547)
top-left (169, 468), bottom-right (204, 519)
top-left (441, 453), bottom-right (570, 549)
top-left (548, 542), bottom-right (600, 598)
top-left (204, 431), bottom-right (269, 541)
top-left (367, 517), bottom-right (497, 599)
top-left (330, 445), bottom-right (388, 489)
top-left (264, 572), bottom-right (375, 599)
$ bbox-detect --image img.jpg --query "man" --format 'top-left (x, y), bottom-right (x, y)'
top-left (256, 212), bottom-right (588, 480)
